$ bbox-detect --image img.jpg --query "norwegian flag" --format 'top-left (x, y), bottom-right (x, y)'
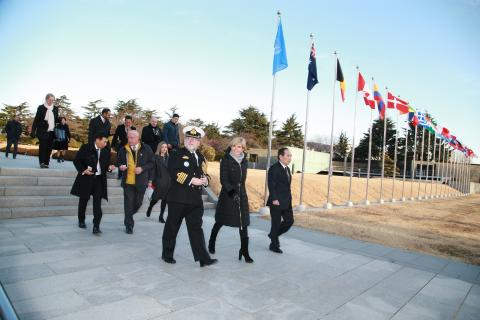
top-left (387, 92), bottom-right (410, 115)
top-left (357, 72), bottom-right (375, 109)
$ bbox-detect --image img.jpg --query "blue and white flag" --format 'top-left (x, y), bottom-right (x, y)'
top-left (416, 111), bottom-right (427, 127)
top-left (272, 20), bottom-right (288, 75)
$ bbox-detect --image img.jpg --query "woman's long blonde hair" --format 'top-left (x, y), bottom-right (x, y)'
top-left (155, 141), bottom-right (169, 156)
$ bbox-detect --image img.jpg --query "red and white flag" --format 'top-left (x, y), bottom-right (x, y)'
top-left (358, 72), bottom-right (375, 109)
top-left (387, 91), bottom-right (409, 115)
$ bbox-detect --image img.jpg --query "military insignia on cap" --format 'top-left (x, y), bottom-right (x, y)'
top-left (183, 125), bottom-right (205, 138)
top-left (184, 161), bottom-right (189, 167)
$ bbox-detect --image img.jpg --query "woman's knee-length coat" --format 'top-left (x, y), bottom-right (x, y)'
top-left (214, 150), bottom-right (250, 228)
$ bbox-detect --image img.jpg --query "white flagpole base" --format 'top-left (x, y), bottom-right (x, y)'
top-left (401, 197), bottom-right (406, 202)
top-left (379, 199), bottom-right (385, 204)
top-left (409, 197), bottom-right (415, 201)
top-left (324, 202), bottom-right (333, 209)
top-left (364, 200), bottom-right (370, 206)
top-left (417, 196), bottom-right (423, 200)
top-left (346, 201), bottom-right (354, 207)
top-left (259, 207), bottom-right (270, 216)
top-left (424, 196), bottom-right (429, 200)
top-left (391, 198), bottom-right (396, 203)
top-left (296, 204), bottom-right (306, 212)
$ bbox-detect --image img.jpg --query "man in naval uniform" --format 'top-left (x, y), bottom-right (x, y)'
top-left (161, 126), bottom-right (218, 267)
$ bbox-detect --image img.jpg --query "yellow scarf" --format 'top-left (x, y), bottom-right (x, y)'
top-left (125, 144), bottom-right (141, 185)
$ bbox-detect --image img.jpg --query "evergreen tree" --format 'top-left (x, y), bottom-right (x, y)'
top-left (355, 117), bottom-right (396, 161)
top-left (82, 99), bottom-right (104, 120)
top-left (0, 102), bottom-right (32, 135)
top-left (333, 131), bottom-right (349, 161)
top-left (225, 106), bottom-right (270, 147)
top-left (274, 113), bottom-right (304, 148)
top-left (55, 95), bottom-right (76, 121)
top-left (114, 99), bottom-right (142, 127)
top-left (203, 122), bottom-right (222, 140)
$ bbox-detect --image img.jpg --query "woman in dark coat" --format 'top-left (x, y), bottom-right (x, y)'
top-left (53, 117), bottom-right (71, 162)
top-left (208, 137), bottom-right (253, 263)
top-left (147, 141), bottom-right (171, 223)
top-left (31, 93), bottom-right (59, 168)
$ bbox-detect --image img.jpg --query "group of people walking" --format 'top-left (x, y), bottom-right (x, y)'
top-left (7, 93), bottom-right (296, 268)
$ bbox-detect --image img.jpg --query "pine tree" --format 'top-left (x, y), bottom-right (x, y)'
top-left (333, 131), bottom-right (349, 161)
top-left (113, 99), bottom-right (142, 127)
top-left (225, 106), bottom-right (270, 147)
top-left (55, 95), bottom-right (76, 121)
top-left (82, 99), bottom-right (104, 120)
top-left (0, 102), bottom-right (32, 135)
top-left (274, 113), bottom-right (304, 148)
top-left (355, 117), bottom-right (396, 161)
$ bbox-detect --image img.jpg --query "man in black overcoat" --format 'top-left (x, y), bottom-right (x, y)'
top-left (71, 133), bottom-right (115, 234)
top-left (88, 108), bottom-right (112, 145)
top-left (267, 147), bottom-right (294, 254)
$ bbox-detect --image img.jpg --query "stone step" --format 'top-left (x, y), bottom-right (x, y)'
top-left (0, 186), bottom-right (125, 197)
top-left (0, 176), bottom-right (121, 187)
top-left (0, 201), bottom-right (216, 219)
top-left (0, 167), bottom-right (78, 178)
top-left (0, 194), bottom-right (209, 208)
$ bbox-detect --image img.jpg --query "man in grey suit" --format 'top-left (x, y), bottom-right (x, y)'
top-left (117, 130), bottom-right (154, 234)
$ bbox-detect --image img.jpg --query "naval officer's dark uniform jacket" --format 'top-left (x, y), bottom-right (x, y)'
top-left (162, 147), bottom-right (212, 262)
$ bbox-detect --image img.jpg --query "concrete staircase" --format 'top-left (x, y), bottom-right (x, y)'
top-left (0, 167), bottom-right (215, 219)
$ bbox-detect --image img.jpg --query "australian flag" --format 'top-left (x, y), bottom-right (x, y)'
top-left (307, 43), bottom-right (318, 90)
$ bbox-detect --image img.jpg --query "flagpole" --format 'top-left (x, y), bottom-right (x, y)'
top-left (263, 73), bottom-right (276, 208)
top-left (463, 155), bottom-right (468, 195)
top-left (298, 34), bottom-right (315, 211)
top-left (365, 106), bottom-right (374, 205)
top-left (464, 155), bottom-right (467, 194)
top-left (347, 66), bottom-right (360, 207)
top-left (460, 155), bottom-right (467, 195)
top-left (441, 141), bottom-right (446, 197)
top-left (434, 137), bottom-right (441, 198)
top-left (417, 126), bottom-right (425, 199)
top-left (440, 141), bottom-right (446, 197)
top-left (424, 131), bottom-right (431, 199)
top-left (429, 135), bottom-right (437, 198)
top-left (401, 120), bottom-right (409, 201)
top-left (448, 147), bottom-right (454, 197)
top-left (262, 11), bottom-right (282, 213)
top-left (467, 156), bottom-right (471, 195)
top-left (453, 150), bottom-right (459, 196)
top-left (456, 152), bottom-right (460, 195)
top-left (410, 124), bottom-right (418, 200)
top-left (459, 152), bottom-right (464, 196)
top-left (379, 87), bottom-right (388, 204)
top-left (325, 51), bottom-right (338, 209)
top-left (391, 105), bottom-right (399, 202)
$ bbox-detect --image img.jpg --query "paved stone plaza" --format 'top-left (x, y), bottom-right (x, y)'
top-left (1, 209), bottom-right (479, 319)
top-left (1, 155), bottom-right (480, 319)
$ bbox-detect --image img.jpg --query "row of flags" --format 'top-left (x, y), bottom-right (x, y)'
top-left (272, 16), bottom-right (477, 159)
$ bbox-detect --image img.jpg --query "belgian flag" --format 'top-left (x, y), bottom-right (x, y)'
top-left (337, 58), bottom-right (346, 102)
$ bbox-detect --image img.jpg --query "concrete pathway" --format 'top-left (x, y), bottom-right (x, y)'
top-left (1, 154), bottom-right (480, 319)
top-left (1, 211), bottom-right (479, 320)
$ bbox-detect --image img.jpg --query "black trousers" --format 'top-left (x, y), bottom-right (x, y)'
top-left (162, 202), bottom-right (210, 262)
top-left (78, 177), bottom-right (104, 227)
top-left (211, 222), bottom-right (248, 240)
top-left (123, 185), bottom-right (145, 229)
top-left (38, 132), bottom-right (54, 165)
top-left (149, 198), bottom-right (168, 215)
top-left (268, 205), bottom-right (294, 247)
top-left (5, 139), bottom-right (19, 158)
